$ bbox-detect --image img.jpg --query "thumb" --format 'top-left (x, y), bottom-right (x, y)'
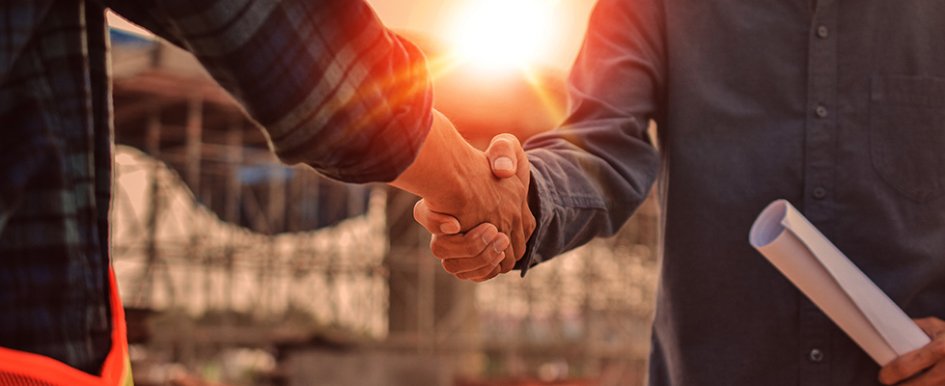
top-left (413, 199), bottom-right (461, 235)
top-left (485, 133), bottom-right (525, 179)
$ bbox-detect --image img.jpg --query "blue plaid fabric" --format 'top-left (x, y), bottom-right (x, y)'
top-left (0, 0), bottom-right (432, 374)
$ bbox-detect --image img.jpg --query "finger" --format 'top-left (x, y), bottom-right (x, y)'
top-left (430, 224), bottom-right (507, 259)
top-left (469, 265), bottom-right (502, 283)
top-left (454, 252), bottom-right (507, 281)
top-left (880, 339), bottom-right (945, 385)
top-left (413, 199), bottom-right (461, 235)
top-left (498, 245), bottom-right (516, 273)
top-left (443, 252), bottom-right (505, 277)
top-left (441, 240), bottom-right (507, 275)
top-left (915, 318), bottom-right (945, 338)
top-left (900, 361), bottom-right (945, 386)
top-left (485, 133), bottom-right (524, 179)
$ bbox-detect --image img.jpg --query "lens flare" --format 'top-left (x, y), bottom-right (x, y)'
top-left (449, 0), bottom-right (556, 71)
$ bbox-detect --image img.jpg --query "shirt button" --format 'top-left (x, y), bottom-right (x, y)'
top-left (812, 187), bottom-right (827, 199)
top-left (816, 25), bottom-right (829, 39)
top-left (809, 348), bottom-right (825, 363)
top-left (815, 105), bottom-right (828, 118)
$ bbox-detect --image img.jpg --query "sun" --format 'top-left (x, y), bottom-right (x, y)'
top-left (449, 0), bottom-right (557, 71)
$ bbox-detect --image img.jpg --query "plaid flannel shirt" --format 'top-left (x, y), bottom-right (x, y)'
top-left (0, 0), bottom-right (432, 374)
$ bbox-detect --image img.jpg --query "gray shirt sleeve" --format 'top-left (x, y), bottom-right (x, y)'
top-left (517, 0), bottom-right (664, 274)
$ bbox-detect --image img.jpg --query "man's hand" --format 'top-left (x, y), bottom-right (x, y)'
top-left (879, 317), bottom-right (945, 385)
top-left (391, 112), bottom-right (533, 280)
top-left (413, 134), bottom-right (535, 281)
top-left (413, 202), bottom-right (510, 282)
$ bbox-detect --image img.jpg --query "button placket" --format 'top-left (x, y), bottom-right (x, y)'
top-left (803, 9), bottom-right (839, 225)
top-left (801, 2), bottom-right (840, 385)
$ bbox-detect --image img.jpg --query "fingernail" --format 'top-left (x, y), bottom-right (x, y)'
top-left (480, 234), bottom-right (490, 245)
top-left (479, 226), bottom-right (498, 245)
top-left (493, 236), bottom-right (511, 252)
top-left (493, 157), bottom-right (514, 172)
top-left (440, 222), bottom-right (460, 234)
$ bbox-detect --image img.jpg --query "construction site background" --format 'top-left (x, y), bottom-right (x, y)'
top-left (107, 4), bottom-right (660, 385)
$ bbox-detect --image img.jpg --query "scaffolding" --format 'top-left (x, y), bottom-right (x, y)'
top-left (109, 30), bottom-right (660, 386)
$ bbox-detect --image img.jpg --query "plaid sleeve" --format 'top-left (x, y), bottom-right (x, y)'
top-left (109, 1), bottom-right (434, 183)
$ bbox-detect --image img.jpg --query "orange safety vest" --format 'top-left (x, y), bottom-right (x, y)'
top-left (0, 269), bottom-right (133, 386)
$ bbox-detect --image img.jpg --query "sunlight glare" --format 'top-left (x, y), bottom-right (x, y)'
top-left (449, 0), bottom-right (556, 71)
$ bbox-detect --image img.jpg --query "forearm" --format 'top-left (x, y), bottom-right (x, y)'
top-left (515, 0), bottom-right (665, 273)
top-left (516, 121), bottom-right (660, 273)
top-left (112, 1), bottom-right (434, 183)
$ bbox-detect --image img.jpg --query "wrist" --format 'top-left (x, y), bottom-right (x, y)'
top-left (390, 110), bottom-right (482, 212)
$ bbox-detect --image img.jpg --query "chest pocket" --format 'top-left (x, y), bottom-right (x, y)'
top-left (869, 75), bottom-right (945, 202)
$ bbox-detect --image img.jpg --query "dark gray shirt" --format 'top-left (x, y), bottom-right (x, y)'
top-left (518, 0), bottom-right (945, 385)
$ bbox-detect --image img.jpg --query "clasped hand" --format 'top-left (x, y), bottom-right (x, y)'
top-left (414, 134), bottom-right (535, 282)
top-left (880, 317), bottom-right (945, 385)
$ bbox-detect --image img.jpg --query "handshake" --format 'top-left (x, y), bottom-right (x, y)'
top-left (392, 112), bottom-right (537, 282)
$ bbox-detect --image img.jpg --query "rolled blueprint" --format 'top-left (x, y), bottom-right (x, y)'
top-left (749, 200), bottom-right (930, 365)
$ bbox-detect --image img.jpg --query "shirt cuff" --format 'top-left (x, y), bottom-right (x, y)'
top-left (514, 156), bottom-right (556, 277)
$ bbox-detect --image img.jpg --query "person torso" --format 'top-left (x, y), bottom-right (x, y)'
top-left (651, 1), bottom-right (945, 385)
top-left (0, 0), bottom-right (113, 374)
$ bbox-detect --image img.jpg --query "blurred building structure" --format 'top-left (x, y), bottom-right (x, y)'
top-left (108, 27), bottom-right (659, 386)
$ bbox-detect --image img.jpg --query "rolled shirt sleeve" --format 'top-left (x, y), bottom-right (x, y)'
top-left (515, 0), bottom-right (664, 275)
top-left (108, 0), bottom-right (433, 183)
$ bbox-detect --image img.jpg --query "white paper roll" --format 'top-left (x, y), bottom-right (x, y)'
top-left (749, 200), bottom-right (930, 365)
